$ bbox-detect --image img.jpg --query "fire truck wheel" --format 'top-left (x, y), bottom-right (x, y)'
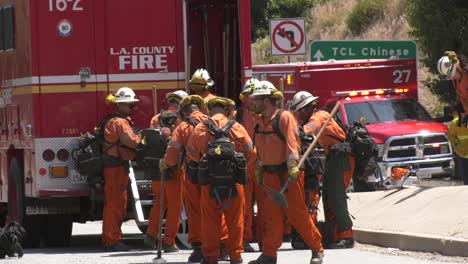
top-left (7, 158), bottom-right (43, 248)
top-left (45, 214), bottom-right (73, 247)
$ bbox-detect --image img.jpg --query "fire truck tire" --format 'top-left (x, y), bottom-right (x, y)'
top-left (45, 214), bottom-right (73, 247)
top-left (7, 158), bottom-right (44, 248)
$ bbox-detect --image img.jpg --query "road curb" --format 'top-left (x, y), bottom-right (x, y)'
top-left (354, 228), bottom-right (468, 257)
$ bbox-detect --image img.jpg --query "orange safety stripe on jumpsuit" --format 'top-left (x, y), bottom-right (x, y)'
top-left (102, 117), bottom-right (141, 247)
top-left (146, 113), bottom-right (184, 246)
top-left (304, 110), bottom-right (355, 241)
top-left (255, 110), bottom-right (323, 257)
top-left (187, 113), bottom-right (256, 262)
top-left (238, 109), bottom-right (264, 244)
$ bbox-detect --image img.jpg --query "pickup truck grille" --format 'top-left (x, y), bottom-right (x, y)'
top-left (384, 133), bottom-right (451, 161)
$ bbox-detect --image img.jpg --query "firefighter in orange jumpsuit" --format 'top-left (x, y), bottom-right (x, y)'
top-left (237, 79), bottom-right (262, 252)
top-left (101, 87), bottom-right (141, 251)
top-left (438, 52), bottom-right (468, 115)
top-left (189, 68), bottom-right (217, 104)
top-left (144, 90), bottom-right (188, 252)
top-left (149, 90), bottom-right (188, 127)
top-left (159, 95), bottom-right (207, 262)
top-left (248, 81), bottom-right (324, 264)
top-left (289, 91), bottom-right (355, 249)
top-left (187, 97), bottom-right (256, 264)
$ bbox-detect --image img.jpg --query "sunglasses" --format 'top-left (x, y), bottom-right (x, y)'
top-left (127, 103), bottom-right (137, 109)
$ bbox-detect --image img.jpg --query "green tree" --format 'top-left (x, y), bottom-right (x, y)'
top-left (406, 0), bottom-right (468, 104)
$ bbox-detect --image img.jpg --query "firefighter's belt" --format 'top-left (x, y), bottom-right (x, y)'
top-left (102, 155), bottom-right (125, 168)
top-left (262, 162), bottom-right (287, 173)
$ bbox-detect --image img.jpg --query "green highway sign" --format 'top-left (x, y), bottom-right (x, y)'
top-left (309, 40), bottom-right (417, 61)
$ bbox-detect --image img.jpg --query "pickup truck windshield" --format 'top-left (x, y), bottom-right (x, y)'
top-left (343, 99), bottom-right (433, 124)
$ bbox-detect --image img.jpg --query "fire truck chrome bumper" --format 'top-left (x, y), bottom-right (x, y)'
top-left (374, 156), bottom-right (454, 184)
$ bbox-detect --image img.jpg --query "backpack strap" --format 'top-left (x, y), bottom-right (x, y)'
top-left (253, 110), bottom-right (285, 144)
top-left (272, 109), bottom-right (285, 142)
top-left (204, 119), bottom-right (236, 139)
top-left (185, 117), bottom-right (200, 128)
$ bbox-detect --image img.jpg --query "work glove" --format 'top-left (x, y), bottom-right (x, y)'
top-left (159, 158), bottom-right (169, 173)
top-left (254, 165), bottom-right (264, 185)
top-left (287, 159), bottom-right (300, 180)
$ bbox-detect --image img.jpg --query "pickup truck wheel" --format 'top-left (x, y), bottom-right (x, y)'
top-left (8, 158), bottom-right (43, 248)
top-left (45, 215), bottom-right (73, 247)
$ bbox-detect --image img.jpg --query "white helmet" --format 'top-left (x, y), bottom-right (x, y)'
top-left (250, 80), bottom-right (276, 97)
top-left (115, 87), bottom-right (139, 103)
top-left (289, 91), bottom-right (319, 112)
top-left (437, 56), bottom-right (457, 80)
top-left (190, 68), bottom-right (214, 87)
top-left (166, 90), bottom-right (189, 101)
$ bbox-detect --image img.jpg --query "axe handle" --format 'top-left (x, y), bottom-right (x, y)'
top-left (279, 102), bottom-right (341, 194)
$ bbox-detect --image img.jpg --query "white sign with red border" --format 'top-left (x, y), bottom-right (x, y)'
top-left (270, 18), bottom-right (306, 56)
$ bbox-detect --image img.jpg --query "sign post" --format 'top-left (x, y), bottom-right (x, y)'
top-left (270, 18), bottom-right (306, 56)
top-left (309, 40), bottom-right (417, 61)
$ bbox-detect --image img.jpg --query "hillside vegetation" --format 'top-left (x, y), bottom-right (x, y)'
top-left (251, 0), bottom-right (441, 115)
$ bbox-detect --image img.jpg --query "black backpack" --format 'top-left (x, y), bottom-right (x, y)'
top-left (200, 119), bottom-right (240, 186)
top-left (345, 121), bottom-right (379, 180)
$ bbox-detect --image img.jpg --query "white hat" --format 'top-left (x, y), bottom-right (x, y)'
top-left (115, 87), bottom-right (139, 103)
top-left (289, 91), bottom-right (319, 112)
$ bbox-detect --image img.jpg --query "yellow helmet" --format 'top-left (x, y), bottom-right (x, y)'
top-left (207, 97), bottom-right (236, 111)
top-left (179, 95), bottom-right (206, 113)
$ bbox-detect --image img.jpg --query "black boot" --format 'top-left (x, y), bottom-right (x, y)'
top-left (188, 245), bottom-right (203, 263)
top-left (247, 254), bottom-right (277, 264)
top-left (219, 243), bottom-right (229, 261)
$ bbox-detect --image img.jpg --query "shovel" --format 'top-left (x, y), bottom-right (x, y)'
top-left (264, 102), bottom-right (342, 208)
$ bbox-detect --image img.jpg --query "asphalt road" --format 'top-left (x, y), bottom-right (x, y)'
top-left (1, 221), bottom-right (466, 264)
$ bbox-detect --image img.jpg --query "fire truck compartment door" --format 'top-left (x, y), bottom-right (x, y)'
top-left (36, 0), bottom-right (98, 138)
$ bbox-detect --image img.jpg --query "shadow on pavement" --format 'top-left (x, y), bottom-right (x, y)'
top-left (394, 187), bottom-right (430, 204)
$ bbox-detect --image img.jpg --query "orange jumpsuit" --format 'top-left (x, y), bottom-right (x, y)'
top-left (187, 113), bottom-right (256, 263)
top-left (146, 112), bottom-right (184, 246)
top-left (255, 109), bottom-right (323, 257)
top-left (101, 116), bottom-right (141, 247)
top-left (304, 110), bottom-right (355, 241)
top-left (200, 91), bottom-right (217, 104)
top-left (238, 108), bottom-right (263, 244)
top-left (164, 111), bottom-right (207, 246)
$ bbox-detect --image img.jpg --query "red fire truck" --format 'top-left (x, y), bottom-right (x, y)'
top-left (1, 0), bottom-right (252, 246)
top-left (253, 58), bottom-right (454, 191)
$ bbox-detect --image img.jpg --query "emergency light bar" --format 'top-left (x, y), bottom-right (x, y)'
top-left (333, 88), bottom-right (410, 97)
